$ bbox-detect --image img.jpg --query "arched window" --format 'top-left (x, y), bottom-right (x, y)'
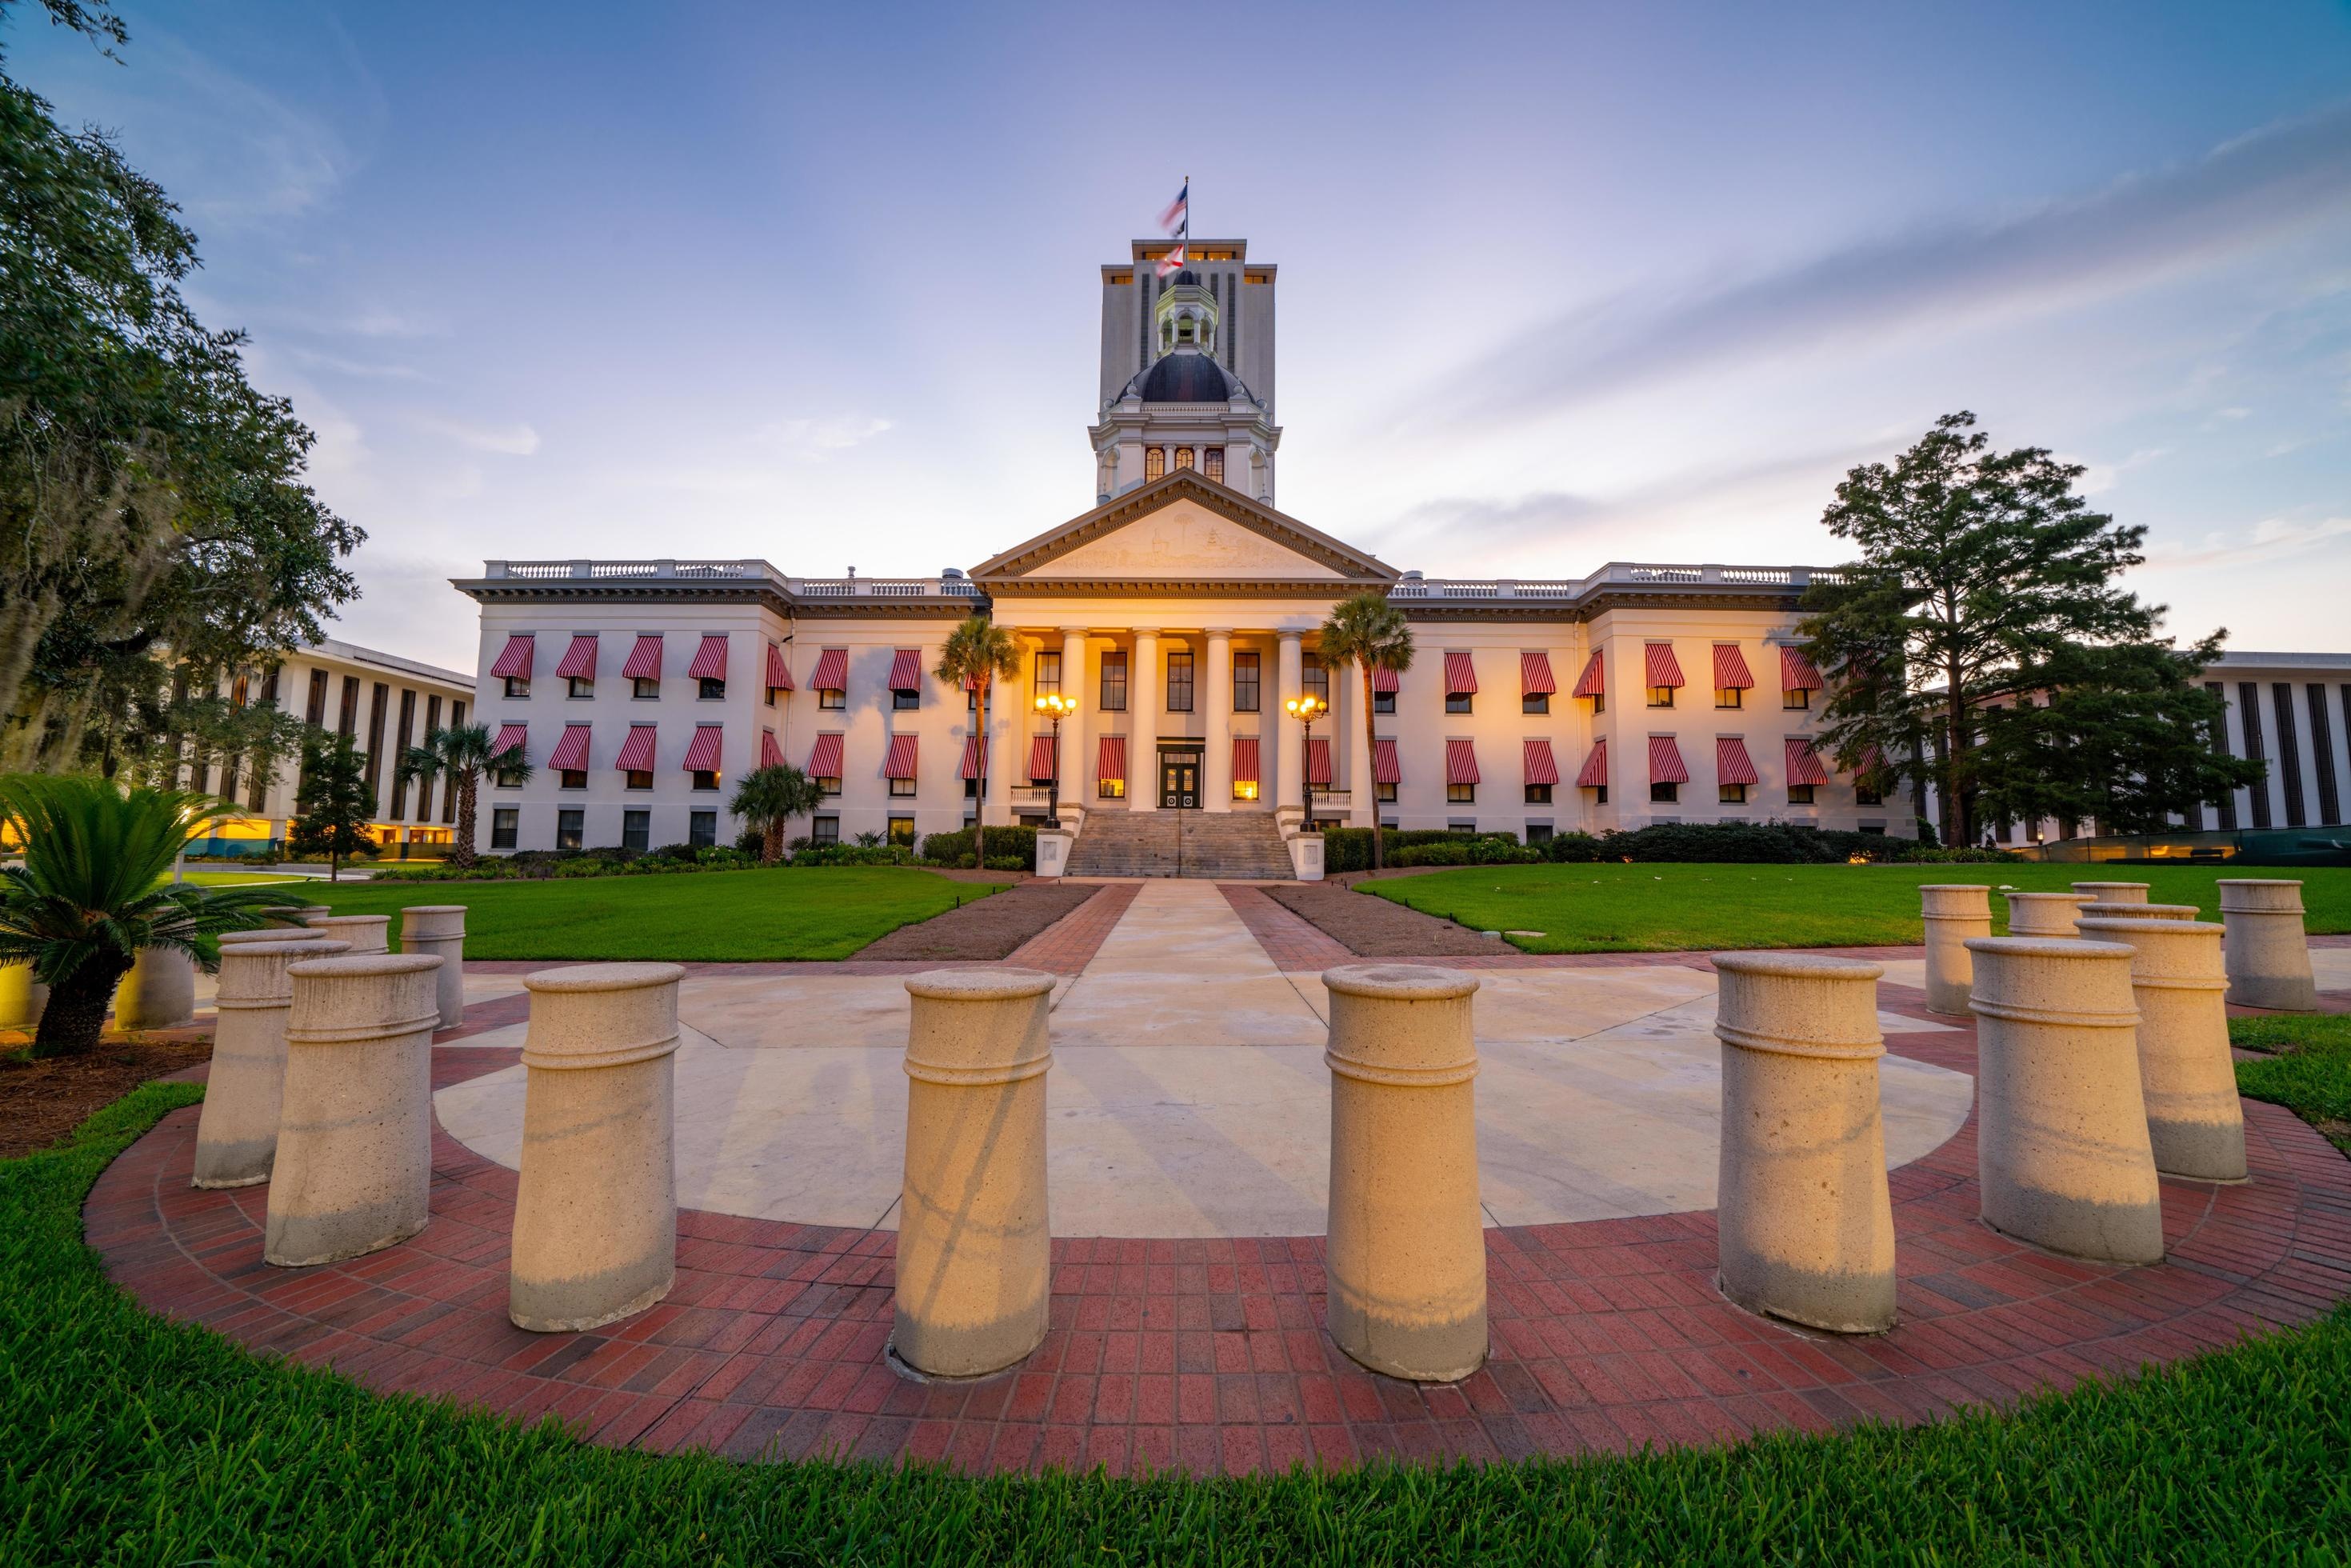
top-left (1174, 446), bottom-right (1195, 470)
top-left (1144, 446), bottom-right (1166, 482)
top-left (1204, 448), bottom-right (1224, 484)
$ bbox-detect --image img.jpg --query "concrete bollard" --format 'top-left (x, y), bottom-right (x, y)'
top-left (112, 946), bottom-right (196, 1030)
top-left (312, 914), bottom-right (390, 956)
top-left (263, 954), bottom-right (442, 1267)
top-left (290, 906), bottom-right (331, 925)
top-left (2077, 918), bottom-right (2245, 1182)
top-left (893, 967), bottom-right (1058, 1379)
top-left (191, 938), bottom-right (350, 1187)
top-left (220, 927), bottom-right (303, 949)
top-left (0, 961), bottom-right (45, 1030)
top-left (2081, 902), bottom-right (2197, 923)
top-left (2072, 882), bottom-right (2149, 905)
top-left (1323, 964), bottom-right (1488, 1382)
top-left (2217, 879), bottom-right (2318, 1012)
top-left (2004, 891), bottom-right (2089, 938)
top-left (510, 963), bottom-right (685, 1331)
top-left (1919, 885), bottom-right (1993, 1016)
top-left (1711, 953), bottom-right (1896, 1333)
top-left (400, 906), bottom-right (469, 1030)
top-left (1965, 937), bottom-right (2164, 1264)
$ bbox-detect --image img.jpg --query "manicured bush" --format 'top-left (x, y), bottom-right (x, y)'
top-left (918, 826), bottom-right (1038, 871)
top-left (1391, 842), bottom-right (1472, 866)
top-left (790, 843), bottom-right (919, 868)
top-left (1544, 832), bottom-right (1606, 862)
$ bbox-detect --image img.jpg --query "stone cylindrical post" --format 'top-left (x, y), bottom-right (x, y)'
top-left (1712, 954), bottom-right (1896, 1332)
top-left (2077, 918), bottom-right (2245, 1182)
top-left (893, 967), bottom-right (1057, 1378)
top-left (1323, 964), bottom-right (1487, 1382)
top-left (2217, 879), bottom-right (2318, 1012)
top-left (191, 938), bottom-right (350, 1187)
top-left (220, 927), bottom-right (302, 949)
top-left (1965, 937), bottom-right (2163, 1264)
top-left (400, 906), bottom-right (468, 1029)
top-left (2072, 882), bottom-right (2149, 905)
top-left (313, 914), bottom-right (390, 956)
top-left (263, 954), bottom-right (442, 1267)
top-left (2081, 902), bottom-right (2197, 923)
top-left (290, 905), bottom-right (331, 925)
top-left (112, 946), bottom-right (196, 1030)
top-left (0, 961), bottom-right (44, 1030)
top-left (510, 962), bottom-right (685, 1331)
top-left (2004, 891), bottom-right (2089, 938)
top-left (1919, 885), bottom-right (1992, 1016)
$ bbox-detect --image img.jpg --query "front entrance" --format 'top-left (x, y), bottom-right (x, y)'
top-left (1159, 749), bottom-right (1202, 809)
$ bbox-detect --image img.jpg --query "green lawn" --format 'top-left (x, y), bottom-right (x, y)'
top-left (8, 1085), bottom-right (2350, 1562)
top-left (2235, 1014), bottom-right (2351, 1154)
top-left (1364, 862), bottom-right (2351, 954)
top-left (177, 870), bottom-right (306, 887)
top-left (295, 866), bottom-right (1012, 962)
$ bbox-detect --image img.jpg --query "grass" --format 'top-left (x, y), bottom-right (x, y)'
top-left (1364, 862), bottom-right (2351, 954)
top-left (8, 1086), bottom-right (2351, 1562)
top-left (176, 870), bottom-right (306, 887)
top-left (293, 866), bottom-right (1014, 962)
top-left (2235, 1013), bottom-right (2351, 1154)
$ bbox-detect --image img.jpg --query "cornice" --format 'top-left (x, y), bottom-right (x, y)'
top-left (971, 471), bottom-right (1395, 583)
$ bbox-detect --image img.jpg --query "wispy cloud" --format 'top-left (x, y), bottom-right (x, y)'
top-left (415, 415), bottom-right (540, 456)
top-left (754, 415), bottom-right (894, 458)
top-left (2146, 514), bottom-right (2351, 570)
top-left (287, 347), bottom-right (434, 382)
top-left (144, 39), bottom-right (354, 225)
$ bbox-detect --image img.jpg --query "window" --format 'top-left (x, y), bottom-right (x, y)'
top-left (817, 773), bottom-right (842, 798)
top-left (1034, 650), bottom-right (1062, 696)
top-left (1523, 692), bottom-right (1549, 715)
top-left (1233, 651), bottom-right (1260, 712)
top-left (1647, 685), bottom-right (1675, 709)
top-left (491, 807), bottom-right (519, 850)
top-left (890, 776), bottom-right (917, 798)
top-left (1377, 781), bottom-right (1397, 803)
top-left (494, 759), bottom-right (526, 790)
top-left (1720, 782), bottom-right (1747, 804)
top-left (633, 677), bottom-right (659, 700)
top-left (887, 816), bottom-right (915, 846)
top-left (1145, 446), bottom-right (1166, 482)
top-left (1101, 776), bottom-right (1126, 799)
top-left (626, 769), bottom-right (653, 790)
top-left (1528, 823), bottom-right (1554, 844)
top-left (1593, 784), bottom-right (1609, 804)
top-left (811, 816), bottom-right (839, 846)
top-left (893, 686), bottom-right (918, 711)
top-left (1788, 784), bottom-right (1816, 805)
top-left (689, 811), bottom-right (717, 848)
top-left (1374, 690), bottom-right (1395, 714)
top-left (504, 675), bottom-right (530, 699)
top-left (568, 676), bottom-right (594, 699)
top-left (1715, 686), bottom-right (1742, 709)
top-left (818, 686), bottom-right (845, 711)
top-left (1525, 783), bottom-right (1552, 804)
top-left (1174, 446), bottom-right (1195, 470)
top-left (622, 810), bottom-right (650, 852)
top-left (1303, 655), bottom-right (1329, 706)
top-left (560, 769), bottom-right (586, 790)
top-left (1446, 690), bottom-right (1473, 714)
top-left (691, 770), bottom-right (719, 792)
top-left (1205, 447), bottom-right (1224, 485)
top-left (556, 809), bottom-right (583, 850)
top-left (1447, 782), bottom-right (1476, 804)
top-left (1650, 782), bottom-right (1678, 803)
top-left (1591, 690), bottom-right (1605, 715)
top-left (698, 677), bottom-right (726, 700)
top-left (1783, 687), bottom-right (1809, 710)
top-left (1099, 650), bottom-right (1127, 710)
top-left (1857, 783), bottom-right (1885, 806)
top-left (1166, 650), bottom-right (1194, 712)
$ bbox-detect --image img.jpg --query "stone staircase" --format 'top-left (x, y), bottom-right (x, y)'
top-left (1065, 810), bottom-right (1295, 880)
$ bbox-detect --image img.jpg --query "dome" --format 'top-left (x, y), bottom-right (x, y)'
top-left (1135, 351), bottom-right (1235, 403)
top-left (1173, 268), bottom-right (1201, 286)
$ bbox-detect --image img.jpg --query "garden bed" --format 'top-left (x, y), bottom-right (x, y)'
top-left (0, 1034), bottom-right (207, 1160)
top-left (859, 882), bottom-right (1100, 961)
top-left (1261, 882), bottom-right (1513, 958)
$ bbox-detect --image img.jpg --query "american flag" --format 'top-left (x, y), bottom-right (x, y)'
top-left (1154, 180), bottom-right (1188, 278)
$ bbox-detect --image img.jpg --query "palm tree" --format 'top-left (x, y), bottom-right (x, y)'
top-left (0, 775), bottom-right (292, 1058)
top-left (730, 763), bottom-right (824, 863)
top-left (398, 722), bottom-right (525, 869)
top-left (933, 614), bottom-right (1023, 869)
top-left (1317, 589), bottom-right (1415, 870)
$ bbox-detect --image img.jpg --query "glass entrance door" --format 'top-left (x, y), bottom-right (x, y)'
top-left (1160, 754), bottom-right (1201, 809)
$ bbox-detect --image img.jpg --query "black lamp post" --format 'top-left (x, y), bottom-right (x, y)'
top-left (1285, 692), bottom-right (1325, 833)
top-left (1034, 692), bottom-right (1076, 825)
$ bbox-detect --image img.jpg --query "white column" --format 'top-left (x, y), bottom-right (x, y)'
top-left (1058, 628), bottom-right (1089, 818)
top-left (1131, 630), bottom-right (1160, 813)
top-left (1204, 629), bottom-right (1233, 813)
top-left (1346, 664), bottom-right (1374, 826)
top-left (1276, 631), bottom-right (1304, 820)
top-left (986, 637), bottom-right (1024, 823)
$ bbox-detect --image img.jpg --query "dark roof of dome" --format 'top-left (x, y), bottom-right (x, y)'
top-left (1136, 351), bottom-right (1233, 404)
top-left (1173, 268), bottom-right (1201, 286)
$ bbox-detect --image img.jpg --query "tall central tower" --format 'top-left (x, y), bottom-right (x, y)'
top-left (1090, 238), bottom-right (1281, 505)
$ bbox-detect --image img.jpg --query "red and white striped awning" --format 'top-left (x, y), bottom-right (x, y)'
top-left (682, 724), bottom-right (724, 773)
top-left (1576, 739), bottom-right (1608, 788)
top-left (548, 723), bottom-right (591, 772)
top-left (1520, 651), bottom-right (1557, 695)
top-left (1371, 738), bottom-right (1399, 784)
top-left (1573, 650), bottom-right (1605, 698)
top-left (960, 735), bottom-right (988, 780)
top-left (883, 734), bottom-right (918, 779)
top-left (810, 648), bottom-right (849, 691)
top-left (554, 634), bottom-right (598, 681)
top-left (686, 635), bottom-right (730, 682)
top-left (1307, 737), bottom-right (1333, 786)
top-left (1372, 666), bottom-right (1401, 694)
top-left (887, 649), bottom-right (923, 692)
top-left (760, 730), bottom-right (784, 769)
top-left (490, 634), bottom-right (534, 679)
top-left (766, 642), bottom-right (793, 692)
top-left (1098, 734), bottom-right (1127, 783)
top-left (1781, 646), bottom-right (1824, 691)
top-left (1026, 735), bottom-right (1058, 782)
top-left (614, 724), bottom-right (657, 773)
top-left (806, 732), bottom-right (844, 778)
top-left (1644, 642), bottom-right (1685, 689)
top-left (1444, 738), bottom-right (1479, 786)
top-left (1860, 743), bottom-right (1885, 776)
top-left (1716, 736), bottom-right (1759, 786)
top-left (1648, 735), bottom-right (1689, 784)
top-left (1785, 737), bottom-right (1831, 786)
top-left (1442, 650), bottom-right (1478, 694)
top-left (1523, 738), bottom-right (1560, 786)
top-left (490, 722), bottom-right (528, 759)
top-left (622, 634), bottom-right (663, 681)
top-left (1712, 643), bottom-right (1753, 690)
top-left (1231, 736), bottom-right (1259, 785)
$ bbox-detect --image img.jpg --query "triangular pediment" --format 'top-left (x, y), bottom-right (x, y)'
top-left (973, 472), bottom-right (1395, 586)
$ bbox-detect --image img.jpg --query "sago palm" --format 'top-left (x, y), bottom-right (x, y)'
top-left (730, 763), bottom-right (824, 863)
top-left (1317, 590), bottom-right (1414, 870)
top-left (398, 722), bottom-right (527, 868)
top-left (0, 775), bottom-right (292, 1057)
top-left (934, 614), bottom-right (1023, 867)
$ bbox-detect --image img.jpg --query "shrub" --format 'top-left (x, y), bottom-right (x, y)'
top-left (790, 843), bottom-right (918, 868)
top-left (652, 842), bottom-right (700, 863)
top-left (1391, 842), bottom-right (1472, 867)
top-left (695, 846), bottom-right (757, 870)
top-left (1545, 832), bottom-right (1605, 862)
top-left (918, 826), bottom-right (1038, 871)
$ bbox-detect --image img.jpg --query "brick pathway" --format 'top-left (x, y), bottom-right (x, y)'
top-left (88, 979), bottom-right (2351, 1475)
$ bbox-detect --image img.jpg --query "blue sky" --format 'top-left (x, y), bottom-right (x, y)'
top-left (12, 2), bottom-right (2351, 670)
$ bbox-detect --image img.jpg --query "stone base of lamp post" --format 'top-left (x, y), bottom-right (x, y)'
top-left (1034, 830), bottom-right (1071, 878)
top-left (1288, 832), bottom-right (1325, 882)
